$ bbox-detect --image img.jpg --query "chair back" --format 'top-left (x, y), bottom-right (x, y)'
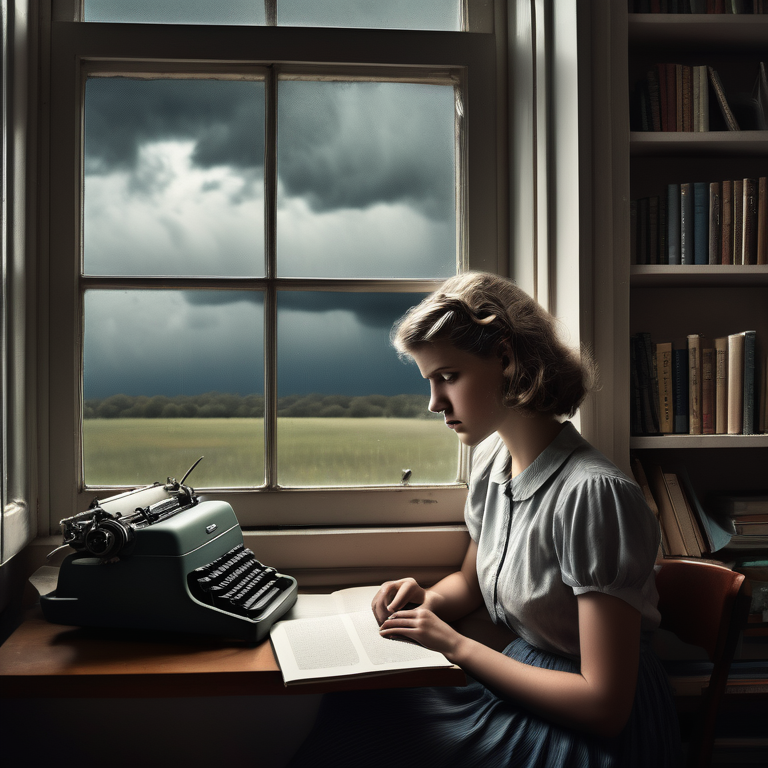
top-left (656, 559), bottom-right (745, 662)
top-left (655, 558), bottom-right (752, 768)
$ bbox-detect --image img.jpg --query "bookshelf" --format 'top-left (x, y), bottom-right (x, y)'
top-left (625, 12), bottom-right (768, 511)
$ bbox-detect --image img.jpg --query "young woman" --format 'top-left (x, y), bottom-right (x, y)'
top-left (290, 272), bottom-right (680, 768)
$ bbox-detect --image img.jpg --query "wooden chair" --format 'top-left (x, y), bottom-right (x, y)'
top-left (655, 558), bottom-right (752, 768)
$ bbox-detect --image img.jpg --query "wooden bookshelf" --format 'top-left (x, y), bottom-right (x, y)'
top-left (626, 12), bottom-right (768, 523)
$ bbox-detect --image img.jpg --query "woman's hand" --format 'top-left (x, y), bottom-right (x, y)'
top-left (378, 607), bottom-right (464, 659)
top-left (371, 577), bottom-right (428, 625)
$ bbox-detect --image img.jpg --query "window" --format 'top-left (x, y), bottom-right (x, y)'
top-left (43, 2), bottom-right (502, 529)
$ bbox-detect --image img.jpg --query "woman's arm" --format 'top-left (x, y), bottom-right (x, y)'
top-left (371, 540), bottom-right (484, 625)
top-left (379, 591), bottom-right (641, 738)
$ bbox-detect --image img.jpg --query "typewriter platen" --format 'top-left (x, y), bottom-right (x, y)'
top-left (40, 463), bottom-right (298, 643)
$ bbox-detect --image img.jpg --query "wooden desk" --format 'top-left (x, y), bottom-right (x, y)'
top-left (0, 609), bottom-right (466, 698)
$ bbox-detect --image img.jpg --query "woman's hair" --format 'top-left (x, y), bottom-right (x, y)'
top-left (391, 272), bottom-right (596, 418)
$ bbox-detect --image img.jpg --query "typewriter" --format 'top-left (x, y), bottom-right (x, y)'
top-left (39, 461), bottom-right (298, 643)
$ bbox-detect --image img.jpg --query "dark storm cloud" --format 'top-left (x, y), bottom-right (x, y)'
top-left (278, 81), bottom-right (455, 219)
top-left (183, 290), bottom-right (422, 329)
top-left (85, 77), bottom-right (455, 217)
top-left (84, 78), bottom-right (265, 182)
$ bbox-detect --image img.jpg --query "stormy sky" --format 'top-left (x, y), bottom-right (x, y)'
top-left (82, 75), bottom-right (457, 400)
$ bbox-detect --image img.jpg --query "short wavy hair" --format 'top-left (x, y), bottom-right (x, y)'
top-left (391, 272), bottom-right (596, 418)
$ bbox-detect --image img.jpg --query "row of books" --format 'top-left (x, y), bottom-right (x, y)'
top-left (631, 458), bottom-right (735, 557)
top-left (632, 61), bottom-right (767, 133)
top-left (628, 1), bottom-right (768, 13)
top-left (631, 176), bottom-right (768, 265)
top-left (630, 330), bottom-right (767, 436)
top-left (716, 494), bottom-right (768, 549)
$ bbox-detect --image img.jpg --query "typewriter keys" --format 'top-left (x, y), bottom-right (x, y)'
top-left (189, 544), bottom-right (290, 618)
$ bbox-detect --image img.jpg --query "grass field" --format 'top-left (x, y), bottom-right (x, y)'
top-left (83, 417), bottom-right (459, 487)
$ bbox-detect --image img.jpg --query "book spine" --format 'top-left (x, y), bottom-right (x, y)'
top-left (727, 332), bottom-right (745, 434)
top-left (688, 334), bottom-right (703, 435)
top-left (682, 65), bottom-right (693, 131)
top-left (708, 66), bottom-right (740, 130)
top-left (665, 64), bottom-right (677, 132)
top-left (721, 179), bottom-right (733, 264)
top-left (672, 348), bottom-right (689, 433)
top-left (733, 179), bottom-right (744, 263)
top-left (742, 178), bottom-right (758, 265)
top-left (664, 472), bottom-right (703, 557)
top-left (693, 181), bottom-right (708, 264)
top-left (656, 63), bottom-right (669, 131)
top-left (702, 346), bottom-right (715, 434)
top-left (714, 336), bottom-right (728, 434)
top-left (743, 330), bottom-right (756, 435)
top-left (758, 176), bottom-right (767, 265)
top-left (676, 65), bottom-right (684, 131)
top-left (708, 182), bottom-right (721, 264)
top-left (680, 183), bottom-right (693, 264)
top-left (698, 64), bottom-right (710, 131)
top-left (656, 342), bottom-right (674, 433)
top-left (667, 183), bottom-right (681, 263)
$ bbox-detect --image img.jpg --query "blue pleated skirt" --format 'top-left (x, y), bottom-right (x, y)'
top-left (288, 638), bottom-right (681, 768)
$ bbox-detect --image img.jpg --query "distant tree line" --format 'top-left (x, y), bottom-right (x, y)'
top-left (83, 392), bottom-right (437, 419)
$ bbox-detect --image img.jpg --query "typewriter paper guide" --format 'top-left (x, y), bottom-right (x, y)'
top-left (270, 586), bottom-right (454, 685)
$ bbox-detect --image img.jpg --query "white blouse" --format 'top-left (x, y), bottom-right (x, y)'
top-left (465, 422), bottom-right (661, 660)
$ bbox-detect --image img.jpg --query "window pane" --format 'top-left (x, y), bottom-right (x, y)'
top-left (83, 78), bottom-right (265, 277)
top-left (277, 80), bottom-right (457, 278)
top-left (276, 292), bottom-right (457, 487)
top-left (279, 0), bottom-right (461, 31)
top-left (83, 1), bottom-right (266, 25)
top-left (83, 290), bottom-right (264, 488)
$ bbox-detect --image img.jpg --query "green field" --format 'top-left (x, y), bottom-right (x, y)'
top-left (83, 418), bottom-right (459, 488)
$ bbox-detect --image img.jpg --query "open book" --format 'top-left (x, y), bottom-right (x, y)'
top-left (269, 585), bottom-right (454, 685)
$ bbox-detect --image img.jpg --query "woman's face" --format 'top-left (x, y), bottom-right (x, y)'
top-left (410, 340), bottom-right (510, 447)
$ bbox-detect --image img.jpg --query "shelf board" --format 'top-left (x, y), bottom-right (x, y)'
top-left (631, 265), bottom-right (768, 287)
top-left (631, 435), bottom-right (768, 449)
top-left (630, 132), bottom-right (768, 157)
top-left (629, 14), bottom-right (768, 50)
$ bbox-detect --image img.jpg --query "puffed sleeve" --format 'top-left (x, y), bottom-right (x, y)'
top-left (553, 473), bottom-right (660, 615)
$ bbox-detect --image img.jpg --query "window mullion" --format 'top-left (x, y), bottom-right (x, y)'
top-left (264, 66), bottom-right (278, 489)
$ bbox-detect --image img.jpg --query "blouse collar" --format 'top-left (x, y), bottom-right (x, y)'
top-left (489, 422), bottom-right (583, 500)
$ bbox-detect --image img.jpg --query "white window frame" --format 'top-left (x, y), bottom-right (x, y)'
top-left (43, 6), bottom-right (503, 531)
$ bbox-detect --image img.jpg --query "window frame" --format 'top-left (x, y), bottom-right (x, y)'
top-left (45, 19), bottom-right (502, 530)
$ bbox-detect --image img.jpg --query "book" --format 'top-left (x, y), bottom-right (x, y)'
top-left (647, 464), bottom-right (688, 557)
top-left (755, 61), bottom-right (768, 130)
top-left (714, 336), bottom-right (729, 434)
top-left (672, 347), bottom-right (689, 433)
top-left (649, 196), bottom-right (660, 264)
top-left (664, 472), bottom-right (703, 557)
top-left (715, 495), bottom-right (768, 517)
top-left (742, 178), bottom-right (758, 265)
top-left (696, 64), bottom-right (710, 131)
top-left (688, 333), bottom-right (703, 435)
top-left (680, 182), bottom-right (694, 264)
top-left (681, 64), bottom-right (693, 131)
top-left (631, 458), bottom-right (667, 558)
top-left (743, 329), bottom-right (756, 435)
top-left (667, 183), bottom-right (681, 263)
top-left (721, 179), bottom-right (734, 264)
top-left (693, 181), bottom-right (709, 264)
top-left (701, 346), bottom-right (715, 434)
top-left (733, 179), bottom-right (744, 263)
top-left (758, 176), bottom-right (767, 265)
top-left (708, 181), bottom-right (721, 264)
top-left (269, 586), bottom-right (454, 685)
top-left (673, 465), bottom-right (735, 553)
top-left (656, 341), bottom-right (674, 433)
top-left (708, 66), bottom-right (741, 130)
top-left (728, 332), bottom-right (745, 434)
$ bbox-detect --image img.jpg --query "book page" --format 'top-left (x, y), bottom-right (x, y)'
top-left (280, 593), bottom-right (340, 621)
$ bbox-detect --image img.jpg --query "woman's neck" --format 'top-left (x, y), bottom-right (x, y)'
top-left (497, 413), bottom-right (566, 479)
